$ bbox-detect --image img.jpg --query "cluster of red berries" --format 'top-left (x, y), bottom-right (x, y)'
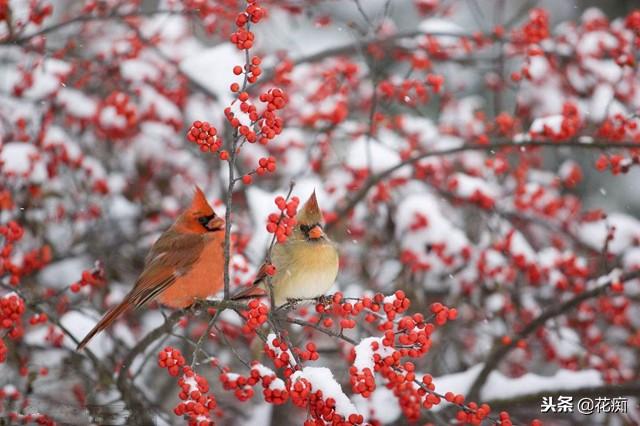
top-left (514, 8), bottom-right (549, 45)
top-left (529, 104), bottom-right (580, 142)
top-left (431, 302), bottom-right (459, 326)
top-left (1, 412), bottom-right (54, 426)
top-left (454, 402), bottom-right (492, 425)
top-left (158, 346), bottom-right (186, 376)
top-left (0, 293), bottom-right (25, 340)
top-left (256, 156), bottom-right (276, 175)
top-left (293, 342), bottom-right (319, 362)
top-left (0, 220), bottom-right (23, 244)
top-left (220, 371), bottom-right (256, 401)
top-left (1, 221), bottom-right (24, 285)
top-left (349, 365), bottom-right (375, 397)
top-left (289, 376), bottom-right (365, 426)
top-left (257, 88), bottom-right (287, 143)
top-left (379, 79), bottom-right (431, 107)
top-left (230, 0), bottom-right (264, 50)
top-left (625, 10), bottom-right (640, 47)
top-left (597, 114), bottom-right (640, 142)
top-left (494, 112), bottom-right (517, 136)
top-left (241, 299), bottom-right (269, 333)
top-left (220, 363), bottom-right (289, 404)
top-left (96, 92), bottom-right (138, 139)
top-left (28, 313), bottom-right (48, 325)
top-left (446, 177), bottom-right (496, 210)
top-left (595, 153), bottom-right (634, 175)
top-left (264, 335), bottom-right (296, 374)
top-left (266, 195), bottom-right (299, 243)
top-left (70, 263), bottom-right (105, 293)
top-left (399, 249), bottom-right (431, 273)
top-left (0, 1), bottom-right (9, 21)
top-left (28, 1), bottom-right (53, 25)
top-left (175, 366), bottom-right (217, 424)
top-left (0, 339), bottom-right (6, 363)
top-left (312, 291), bottom-right (417, 335)
top-left (187, 121), bottom-right (221, 153)
top-left (233, 56), bottom-right (262, 84)
top-left (426, 74), bottom-right (445, 93)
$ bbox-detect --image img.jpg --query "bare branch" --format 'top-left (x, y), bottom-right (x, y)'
top-left (467, 269), bottom-right (640, 401)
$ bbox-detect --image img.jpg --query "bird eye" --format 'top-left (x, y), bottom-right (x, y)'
top-left (198, 214), bottom-right (214, 225)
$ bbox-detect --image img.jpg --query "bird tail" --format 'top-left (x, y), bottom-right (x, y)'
top-left (76, 299), bottom-right (132, 351)
top-left (230, 284), bottom-right (267, 301)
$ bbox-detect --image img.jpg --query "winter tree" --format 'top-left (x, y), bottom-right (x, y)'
top-left (1, 0), bottom-right (640, 424)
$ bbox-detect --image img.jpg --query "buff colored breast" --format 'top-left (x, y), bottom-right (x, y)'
top-left (271, 239), bottom-right (339, 306)
top-left (157, 233), bottom-right (225, 308)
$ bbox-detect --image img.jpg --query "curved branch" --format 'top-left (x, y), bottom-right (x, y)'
top-left (114, 299), bottom-right (246, 422)
top-left (326, 139), bottom-right (640, 232)
top-left (2, 9), bottom-right (196, 45)
top-left (467, 269), bottom-right (640, 401)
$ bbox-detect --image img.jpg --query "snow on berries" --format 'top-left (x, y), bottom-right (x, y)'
top-left (0, 293), bottom-right (26, 340)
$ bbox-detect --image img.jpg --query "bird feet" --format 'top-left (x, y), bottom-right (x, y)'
top-left (281, 298), bottom-right (301, 311)
top-left (315, 294), bottom-right (333, 306)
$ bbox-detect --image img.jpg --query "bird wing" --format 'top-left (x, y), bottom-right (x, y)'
top-left (130, 230), bottom-right (205, 307)
top-left (231, 243), bottom-right (291, 300)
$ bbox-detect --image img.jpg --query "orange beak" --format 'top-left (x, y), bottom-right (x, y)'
top-left (308, 225), bottom-right (323, 239)
top-left (207, 217), bottom-right (225, 231)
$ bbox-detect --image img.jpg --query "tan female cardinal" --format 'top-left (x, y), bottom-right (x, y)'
top-left (235, 191), bottom-right (339, 306)
top-left (77, 186), bottom-right (225, 350)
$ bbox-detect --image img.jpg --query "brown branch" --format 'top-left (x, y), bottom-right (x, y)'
top-left (257, 28), bottom-right (501, 84)
top-left (326, 138), bottom-right (640, 232)
top-left (222, 32), bottom-right (254, 300)
top-left (114, 299), bottom-right (246, 421)
top-left (467, 269), bottom-right (640, 401)
top-left (1, 9), bottom-right (196, 45)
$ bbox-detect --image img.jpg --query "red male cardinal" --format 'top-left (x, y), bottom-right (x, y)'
top-left (77, 186), bottom-right (225, 350)
top-left (234, 191), bottom-right (339, 306)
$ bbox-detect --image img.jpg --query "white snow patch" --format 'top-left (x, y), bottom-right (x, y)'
top-left (576, 213), bottom-right (640, 254)
top-left (346, 136), bottom-right (401, 173)
top-left (418, 18), bottom-right (465, 46)
top-left (60, 310), bottom-right (113, 356)
top-left (623, 247), bottom-right (640, 270)
top-left (1, 142), bottom-right (47, 182)
top-left (588, 84), bottom-right (614, 122)
top-left (38, 256), bottom-right (91, 288)
top-left (451, 173), bottom-right (498, 199)
top-left (583, 58), bottom-right (622, 84)
top-left (395, 192), bottom-right (469, 274)
top-left (530, 115), bottom-right (563, 134)
top-left (290, 367), bottom-right (359, 418)
top-left (121, 59), bottom-right (160, 82)
top-left (353, 387), bottom-right (401, 423)
top-left (180, 43), bottom-right (244, 105)
top-left (353, 337), bottom-right (393, 371)
top-left (577, 31), bottom-right (619, 56)
top-left (547, 327), bottom-right (584, 358)
top-left (528, 56), bottom-right (549, 81)
top-left (57, 88), bottom-right (97, 118)
top-left (432, 364), bottom-right (602, 404)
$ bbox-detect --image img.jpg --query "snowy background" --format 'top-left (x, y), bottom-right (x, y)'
top-left (1, 0), bottom-right (640, 424)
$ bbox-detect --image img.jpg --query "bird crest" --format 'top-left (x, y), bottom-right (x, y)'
top-left (297, 190), bottom-right (322, 225)
top-left (191, 185), bottom-right (214, 216)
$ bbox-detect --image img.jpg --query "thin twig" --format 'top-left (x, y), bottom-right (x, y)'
top-left (2, 9), bottom-right (196, 45)
top-left (326, 138), bottom-right (640, 231)
top-left (467, 269), bottom-right (640, 400)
